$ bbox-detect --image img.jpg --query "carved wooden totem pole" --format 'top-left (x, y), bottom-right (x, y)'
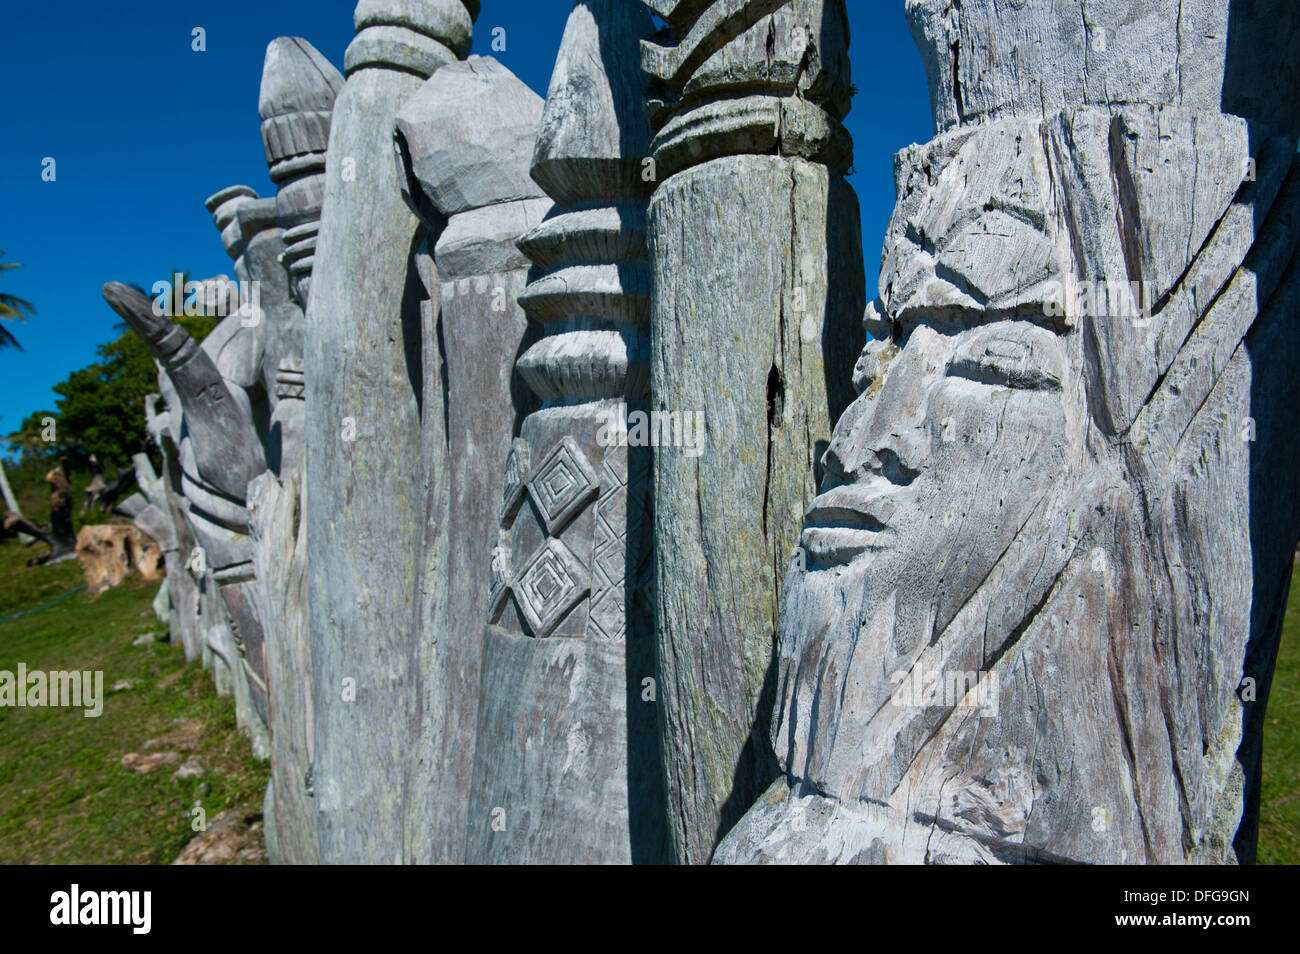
top-left (639, 0), bottom-right (865, 862)
top-left (113, 35), bottom-right (340, 863)
top-left (141, 391), bottom-right (204, 664)
top-left (118, 456), bottom-right (183, 636)
top-left (392, 54), bottom-right (551, 862)
top-left (256, 37), bottom-right (342, 477)
top-left (715, 0), bottom-right (1300, 864)
top-left (87, 0), bottom-right (1300, 869)
top-left (305, 0), bottom-right (475, 863)
top-left (248, 35), bottom-right (341, 866)
top-left (459, 0), bottom-right (669, 864)
top-left (102, 281), bottom-right (271, 758)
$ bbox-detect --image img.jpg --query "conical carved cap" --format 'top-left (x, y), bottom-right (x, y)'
top-left (531, 0), bottom-right (655, 206)
top-left (259, 38), bottom-right (343, 167)
top-left (259, 37), bottom-right (343, 121)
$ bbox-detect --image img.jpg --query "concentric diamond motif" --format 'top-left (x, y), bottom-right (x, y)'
top-left (526, 436), bottom-right (599, 534)
top-left (513, 538), bottom-right (589, 638)
top-left (587, 586), bottom-right (625, 641)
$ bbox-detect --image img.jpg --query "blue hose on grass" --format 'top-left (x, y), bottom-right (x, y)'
top-left (0, 584), bottom-right (87, 625)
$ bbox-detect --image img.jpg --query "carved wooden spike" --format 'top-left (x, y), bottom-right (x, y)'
top-left (104, 279), bottom-right (272, 752)
top-left (641, 0), bottom-right (864, 863)
top-left (460, 0), bottom-right (668, 865)
top-left (203, 42), bottom-right (339, 480)
top-left (260, 38), bottom-right (342, 219)
top-left (390, 53), bottom-right (548, 863)
top-left (232, 36), bottom-right (344, 864)
top-left (304, 0), bottom-right (474, 864)
top-left (260, 37), bottom-right (343, 307)
top-left (103, 283), bottom-right (266, 504)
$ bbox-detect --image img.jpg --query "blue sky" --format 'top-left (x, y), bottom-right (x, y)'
top-left (0, 1), bottom-right (933, 438)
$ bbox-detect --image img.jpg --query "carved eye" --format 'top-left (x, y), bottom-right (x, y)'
top-left (947, 336), bottom-right (1062, 391)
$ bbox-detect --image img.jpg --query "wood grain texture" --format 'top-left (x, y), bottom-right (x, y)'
top-left (717, 0), bottom-right (1300, 860)
top-left (642, 0), bottom-right (862, 863)
top-left (303, 1), bottom-right (470, 864)
top-left (391, 53), bottom-right (547, 863)
top-left (464, 1), bottom-right (668, 864)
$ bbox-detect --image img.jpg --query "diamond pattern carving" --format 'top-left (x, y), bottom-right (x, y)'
top-left (526, 436), bottom-right (598, 534)
top-left (513, 537), bottom-right (589, 637)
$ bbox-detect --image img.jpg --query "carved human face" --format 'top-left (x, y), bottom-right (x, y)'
top-left (779, 326), bottom-right (1081, 796)
top-left (730, 103), bottom-right (1261, 864)
top-left (803, 319), bottom-right (1069, 590)
top-left (773, 118), bottom-right (1088, 797)
top-left (787, 318), bottom-right (1072, 677)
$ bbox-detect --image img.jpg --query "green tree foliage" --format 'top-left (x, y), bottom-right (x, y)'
top-left (5, 278), bottom-right (214, 471)
top-left (6, 411), bottom-right (57, 463)
top-left (0, 252), bottom-right (36, 351)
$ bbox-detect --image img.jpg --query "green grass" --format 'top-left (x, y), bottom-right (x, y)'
top-left (0, 525), bottom-right (1295, 863)
top-left (4, 460), bottom-right (115, 538)
top-left (1258, 562), bottom-right (1300, 865)
top-left (0, 538), bottom-right (268, 864)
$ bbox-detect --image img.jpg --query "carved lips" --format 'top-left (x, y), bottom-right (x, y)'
top-left (801, 481), bottom-right (900, 565)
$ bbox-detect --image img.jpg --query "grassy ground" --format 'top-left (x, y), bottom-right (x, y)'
top-left (1257, 562), bottom-right (1300, 864)
top-left (0, 513), bottom-right (1296, 862)
top-left (0, 537), bottom-right (268, 864)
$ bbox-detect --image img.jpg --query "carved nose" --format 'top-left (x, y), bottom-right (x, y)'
top-left (821, 394), bottom-right (871, 486)
top-left (822, 394), bottom-right (928, 489)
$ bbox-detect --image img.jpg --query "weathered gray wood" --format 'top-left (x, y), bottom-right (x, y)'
top-left (392, 53), bottom-right (547, 863)
top-left (86, 0), bottom-right (1300, 869)
top-left (906, 0), bottom-right (1300, 142)
top-left (642, 0), bottom-right (864, 863)
top-left (260, 37), bottom-right (343, 235)
top-left (304, 0), bottom-right (473, 864)
top-left (717, 1), bottom-right (1300, 864)
top-left (259, 37), bottom-right (341, 475)
top-left (140, 402), bottom-right (205, 663)
top-left (249, 470), bottom-right (316, 864)
top-left (468, 625), bottom-right (643, 862)
top-left (464, 0), bottom-right (669, 865)
top-left (240, 35), bottom-right (343, 866)
top-left (103, 39), bottom-right (341, 851)
top-left (104, 282), bottom-right (271, 753)
top-left (124, 453), bottom-right (192, 651)
top-left (105, 284), bottom-right (266, 503)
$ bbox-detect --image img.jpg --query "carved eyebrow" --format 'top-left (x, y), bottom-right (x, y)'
top-left (945, 337), bottom-right (1063, 390)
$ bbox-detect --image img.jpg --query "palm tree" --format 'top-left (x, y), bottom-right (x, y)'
top-left (0, 251), bottom-right (36, 350)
